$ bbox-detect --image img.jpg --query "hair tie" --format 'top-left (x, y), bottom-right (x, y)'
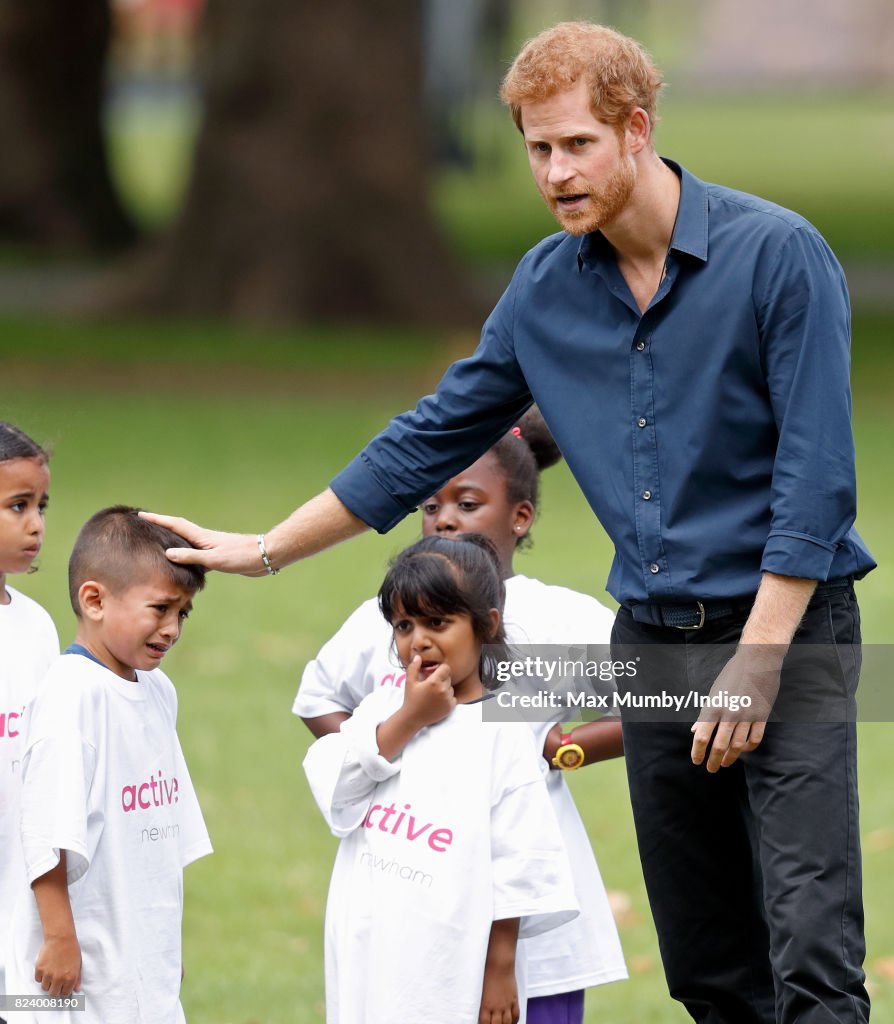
top-left (511, 426), bottom-right (523, 438)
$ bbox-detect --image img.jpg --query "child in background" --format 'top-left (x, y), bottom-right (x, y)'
top-left (303, 535), bottom-right (579, 1024)
top-left (6, 507), bottom-right (212, 1024)
top-left (295, 408), bottom-right (627, 1023)
top-left (0, 423), bottom-right (59, 1023)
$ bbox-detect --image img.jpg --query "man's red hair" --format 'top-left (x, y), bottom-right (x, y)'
top-left (500, 22), bottom-right (664, 135)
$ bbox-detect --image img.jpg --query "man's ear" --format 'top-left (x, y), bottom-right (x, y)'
top-left (625, 107), bottom-right (652, 155)
top-left (77, 580), bottom-right (106, 623)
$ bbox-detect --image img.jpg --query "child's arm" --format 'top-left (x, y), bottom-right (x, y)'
top-left (375, 656), bottom-right (455, 761)
top-left (302, 711), bottom-right (350, 738)
top-left (543, 718), bottom-right (624, 767)
top-left (295, 599), bottom-right (390, 737)
top-left (31, 852), bottom-right (81, 998)
top-left (304, 657), bottom-right (454, 833)
top-left (479, 917), bottom-right (520, 1024)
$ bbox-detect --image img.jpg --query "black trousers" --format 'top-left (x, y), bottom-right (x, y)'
top-left (611, 584), bottom-right (869, 1024)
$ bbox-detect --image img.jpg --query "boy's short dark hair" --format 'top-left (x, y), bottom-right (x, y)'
top-left (69, 506), bottom-right (206, 616)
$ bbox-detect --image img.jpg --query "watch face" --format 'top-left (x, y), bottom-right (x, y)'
top-left (556, 744), bottom-right (584, 769)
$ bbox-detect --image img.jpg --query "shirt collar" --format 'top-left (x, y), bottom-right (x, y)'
top-left (666, 159), bottom-right (708, 261)
top-left (577, 158), bottom-right (709, 270)
top-left (64, 642), bottom-right (106, 667)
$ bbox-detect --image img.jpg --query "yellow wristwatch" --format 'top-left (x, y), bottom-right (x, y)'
top-left (552, 732), bottom-right (585, 770)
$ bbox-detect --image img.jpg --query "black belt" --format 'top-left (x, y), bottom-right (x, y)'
top-left (626, 578), bottom-right (853, 631)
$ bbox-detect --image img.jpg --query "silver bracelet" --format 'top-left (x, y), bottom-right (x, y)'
top-left (257, 533), bottom-right (279, 576)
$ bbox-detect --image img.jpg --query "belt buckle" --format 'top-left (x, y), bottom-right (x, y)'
top-left (676, 600), bottom-right (706, 631)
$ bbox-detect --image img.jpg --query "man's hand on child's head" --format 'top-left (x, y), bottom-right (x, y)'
top-left (138, 512), bottom-right (268, 576)
top-left (403, 655), bottom-right (456, 728)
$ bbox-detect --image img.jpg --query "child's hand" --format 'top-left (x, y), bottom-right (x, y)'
top-left (479, 917), bottom-right (520, 1023)
top-left (402, 655), bottom-right (456, 728)
top-left (376, 656), bottom-right (457, 760)
top-left (34, 934), bottom-right (81, 997)
top-left (478, 962), bottom-right (520, 1024)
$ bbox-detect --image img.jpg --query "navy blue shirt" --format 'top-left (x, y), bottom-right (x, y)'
top-left (331, 161), bottom-right (875, 606)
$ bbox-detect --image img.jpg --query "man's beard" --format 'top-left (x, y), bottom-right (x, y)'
top-left (546, 157), bottom-right (636, 236)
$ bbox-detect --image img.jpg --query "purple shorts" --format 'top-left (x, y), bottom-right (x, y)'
top-left (526, 990), bottom-right (585, 1024)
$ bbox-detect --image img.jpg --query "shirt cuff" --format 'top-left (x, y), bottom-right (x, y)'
top-left (330, 453), bottom-right (416, 534)
top-left (341, 704), bottom-right (403, 781)
top-left (760, 530), bottom-right (838, 581)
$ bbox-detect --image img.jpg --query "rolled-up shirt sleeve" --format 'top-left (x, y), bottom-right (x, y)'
top-left (330, 266), bottom-right (534, 533)
top-left (757, 224), bottom-right (857, 580)
top-left (303, 690), bottom-right (402, 836)
top-left (326, 164), bottom-right (874, 600)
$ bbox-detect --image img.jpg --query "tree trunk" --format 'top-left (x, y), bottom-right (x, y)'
top-left (0, 0), bottom-right (138, 251)
top-left (119, 0), bottom-right (484, 327)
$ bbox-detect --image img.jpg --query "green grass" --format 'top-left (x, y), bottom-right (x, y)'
top-left (2, 310), bottom-right (892, 1022)
top-left (0, 314), bottom-right (448, 375)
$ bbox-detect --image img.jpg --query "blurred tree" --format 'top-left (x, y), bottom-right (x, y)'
top-left (423, 0), bottom-right (511, 169)
top-left (118, 0), bottom-right (482, 326)
top-left (0, 0), bottom-right (137, 251)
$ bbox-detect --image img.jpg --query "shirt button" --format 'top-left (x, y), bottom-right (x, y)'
top-left (642, 490), bottom-right (652, 500)
top-left (637, 417), bottom-right (647, 428)
top-left (649, 563), bottom-right (660, 574)
top-left (635, 340), bottom-right (646, 351)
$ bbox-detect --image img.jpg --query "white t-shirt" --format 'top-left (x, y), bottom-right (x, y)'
top-left (0, 585), bottom-right (58, 1000)
top-left (293, 574), bottom-right (616, 717)
top-left (294, 574), bottom-right (627, 997)
top-left (6, 652), bottom-right (212, 1024)
top-left (303, 685), bottom-right (579, 1024)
